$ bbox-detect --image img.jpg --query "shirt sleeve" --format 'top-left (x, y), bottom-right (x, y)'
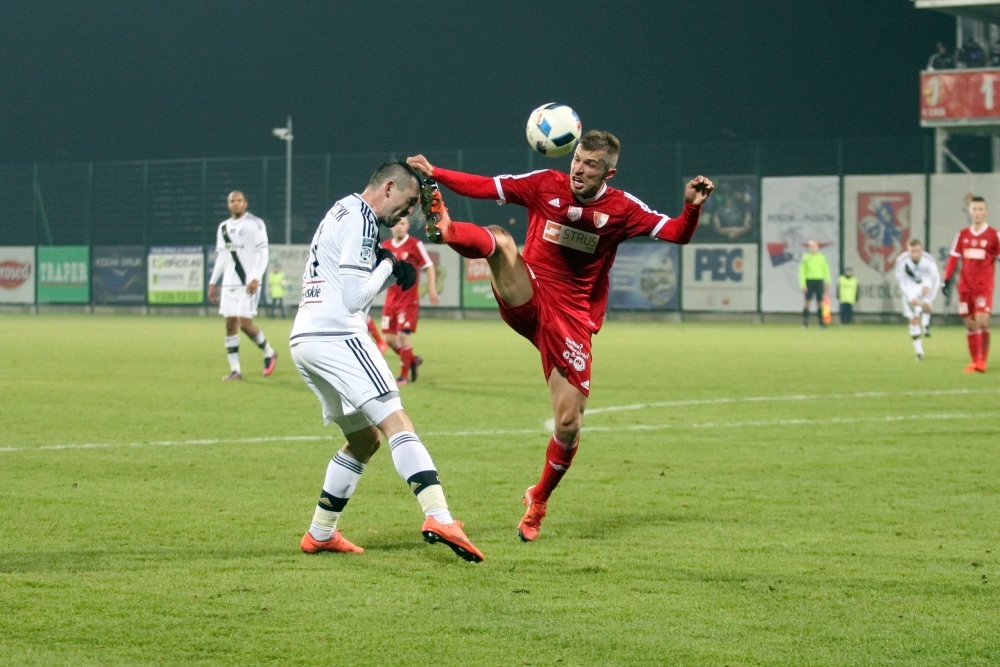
top-left (415, 241), bottom-right (433, 269)
top-left (209, 224), bottom-right (226, 285)
top-left (492, 170), bottom-right (549, 207)
top-left (339, 229), bottom-right (378, 277)
top-left (619, 192), bottom-right (671, 239)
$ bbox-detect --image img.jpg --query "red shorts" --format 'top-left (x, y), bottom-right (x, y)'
top-left (494, 275), bottom-right (594, 397)
top-left (381, 295), bottom-right (420, 334)
top-left (958, 290), bottom-right (993, 317)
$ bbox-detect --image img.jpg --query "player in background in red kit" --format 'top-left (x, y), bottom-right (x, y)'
top-left (380, 215), bottom-right (440, 383)
top-left (408, 131), bottom-right (714, 542)
top-left (943, 195), bottom-right (1000, 373)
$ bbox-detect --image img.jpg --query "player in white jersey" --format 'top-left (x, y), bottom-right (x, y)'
top-left (207, 191), bottom-right (277, 380)
top-left (894, 238), bottom-right (940, 360)
top-left (290, 161), bottom-right (484, 562)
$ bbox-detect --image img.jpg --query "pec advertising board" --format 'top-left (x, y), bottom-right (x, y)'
top-left (149, 246), bottom-right (204, 304)
top-left (92, 246), bottom-right (147, 304)
top-left (0, 246), bottom-right (36, 304)
top-left (37, 246), bottom-right (90, 303)
top-left (682, 243), bottom-right (759, 311)
top-left (608, 242), bottom-right (680, 310)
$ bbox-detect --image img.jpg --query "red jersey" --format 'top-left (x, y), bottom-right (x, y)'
top-left (381, 235), bottom-right (432, 303)
top-left (432, 168), bottom-right (699, 331)
top-left (947, 224), bottom-right (1000, 294)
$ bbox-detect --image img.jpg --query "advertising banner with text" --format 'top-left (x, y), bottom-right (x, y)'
top-left (682, 243), bottom-right (759, 311)
top-left (842, 175), bottom-right (926, 313)
top-left (928, 174), bottom-right (1000, 314)
top-left (37, 246), bottom-right (90, 303)
top-left (149, 246), bottom-right (204, 304)
top-left (92, 246), bottom-right (147, 304)
top-left (761, 176), bottom-right (841, 312)
top-left (608, 242), bottom-right (680, 310)
top-left (0, 246), bottom-right (36, 304)
top-left (920, 69), bottom-right (1000, 126)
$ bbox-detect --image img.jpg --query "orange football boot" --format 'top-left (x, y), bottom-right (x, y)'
top-left (425, 190), bottom-right (452, 244)
top-left (517, 485), bottom-right (548, 543)
top-left (300, 530), bottom-right (364, 554)
top-left (976, 359), bottom-right (987, 373)
top-left (964, 362), bottom-right (979, 373)
top-left (421, 516), bottom-right (484, 562)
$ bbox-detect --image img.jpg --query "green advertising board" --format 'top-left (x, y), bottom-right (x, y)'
top-left (37, 246), bottom-right (90, 303)
top-left (461, 257), bottom-right (497, 309)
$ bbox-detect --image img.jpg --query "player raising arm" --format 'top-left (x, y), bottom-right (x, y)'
top-left (894, 239), bottom-right (940, 360)
top-left (942, 196), bottom-right (1000, 373)
top-left (290, 161), bottom-right (483, 562)
top-left (408, 131), bottom-right (713, 542)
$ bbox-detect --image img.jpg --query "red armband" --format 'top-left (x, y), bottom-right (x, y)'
top-left (653, 202), bottom-right (701, 244)
top-left (432, 167), bottom-right (501, 200)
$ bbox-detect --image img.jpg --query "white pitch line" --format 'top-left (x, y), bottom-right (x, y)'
top-left (543, 387), bottom-right (1000, 431)
top-left (3, 412), bottom-right (982, 454)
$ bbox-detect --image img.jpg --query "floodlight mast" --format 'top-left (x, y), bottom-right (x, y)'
top-left (272, 116), bottom-right (293, 244)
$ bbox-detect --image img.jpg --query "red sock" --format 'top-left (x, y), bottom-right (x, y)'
top-left (367, 318), bottom-right (384, 345)
top-left (533, 435), bottom-right (578, 503)
top-left (968, 330), bottom-right (983, 362)
top-left (983, 331), bottom-right (991, 362)
top-left (399, 346), bottom-right (413, 377)
top-left (446, 222), bottom-right (496, 259)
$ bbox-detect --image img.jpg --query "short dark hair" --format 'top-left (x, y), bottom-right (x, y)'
top-left (909, 238), bottom-right (922, 246)
top-left (579, 130), bottom-right (621, 170)
top-left (368, 161), bottom-right (419, 191)
top-left (971, 195), bottom-right (987, 205)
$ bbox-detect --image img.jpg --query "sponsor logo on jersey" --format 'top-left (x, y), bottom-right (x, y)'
top-left (542, 220), bottom-right (599, 254)
top-left (548, 198), bottom-right (560, 207)
top-left (568, 206), bottom-right (582, 222)
top-left (303, 285), bottom-right (322, 299)
top-left (964, 247), bottom-right (987, 260)
top-left (0, 260), bottom-right (32, 290)
top-left (593, 212), bottom-right (609, 228)
top-left (562, 337), bottom-right (590, 372)
top-left (694, 247), bottom-right (744, 282)
top-left (857, 192), bottom-right (910, 274)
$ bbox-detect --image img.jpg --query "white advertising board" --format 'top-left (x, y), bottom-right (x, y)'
top-left (928, 174), bottom-right (1000, 314)
top-left (268, 245), bottom-right (310, 305)
top-left (682, 243), bottom-right (759, 311)
top-left (148, 246), bottom-right (204, 304)
top-left (0, 246), bottom-right (36, 304)
top-left (842, 175), bottom-right (927, 313)
top-left (761, 176), bottom-right (841, 312)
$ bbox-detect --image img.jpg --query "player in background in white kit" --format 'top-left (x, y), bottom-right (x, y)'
top-left (290, 162), bottom-right (484, 562)
top-left (894, 238), bottom-right (940, 360)
top-left (208, 191), bottom-right (277, 380)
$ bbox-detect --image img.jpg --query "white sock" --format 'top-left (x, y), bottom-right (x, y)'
top-left (309, 451), bottom-right (366, 541)
top-left (921, 312), bottom-right (931, 329)
top-left (252, 330), bottom-right (275, 357)
top-left (910, 324), bottom-right (924, 355)
top-left (225, 335), bottom-right (241, 373)
top-left (388, 431), bottom-right (454, 524)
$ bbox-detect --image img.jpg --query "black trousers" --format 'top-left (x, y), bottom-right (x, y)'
top-left (839, 303), bottom-right (854, 324)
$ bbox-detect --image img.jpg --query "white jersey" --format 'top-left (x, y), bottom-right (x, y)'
top-left (894, 250), bottom-right (940, 301)
top-left (210, 213), bottom-right (269, 286)
top-left (290, 194), bottom-right (394, 341)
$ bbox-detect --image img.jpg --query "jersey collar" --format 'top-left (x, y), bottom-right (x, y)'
top-left (970, 223), bottom-right (991, 236)
top-left (574, 182), bottom-right (608, 205)
top-left (391, 235), bottom-right (409, 247)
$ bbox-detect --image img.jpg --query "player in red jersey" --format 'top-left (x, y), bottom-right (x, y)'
top-left (380, 215), bottom-right (440, 383)
top-left (407, 131), bottom-right (713, 542)
top-left (942, 195), bottom-right (1000, 373)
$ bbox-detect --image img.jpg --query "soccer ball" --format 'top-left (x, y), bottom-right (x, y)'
top-left (526, 103), bottom-right (582, 157)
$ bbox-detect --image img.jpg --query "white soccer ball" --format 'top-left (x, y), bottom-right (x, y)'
top-left (526, 103), bottom-right (582, 157)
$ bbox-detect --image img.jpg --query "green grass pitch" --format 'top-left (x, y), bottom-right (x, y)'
top-left (1, 314), bottom-right (998, 666)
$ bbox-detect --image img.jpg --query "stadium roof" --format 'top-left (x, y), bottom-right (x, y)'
top-left (913, 0), bottom-right (1000, 22)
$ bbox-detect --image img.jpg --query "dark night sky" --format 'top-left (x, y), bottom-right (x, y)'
top-left (0, 1), bottom-right (955, 165)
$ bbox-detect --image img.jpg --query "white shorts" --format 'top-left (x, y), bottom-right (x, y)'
top-left (290, 336), bottom-right (402, 434)
top-left (901, 291), bottom-right (934, 319)
top-left (220, 286), bottom-right (259, 318)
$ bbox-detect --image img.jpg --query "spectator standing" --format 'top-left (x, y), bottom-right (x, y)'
top-left (959, 37), bottom-right (987, 68)
top-left (268, 263), bottom-right (290, 319)
top-left (928, 42), bottom-right (956, 70)
top-left (838, 267), bottom-right (858, 324)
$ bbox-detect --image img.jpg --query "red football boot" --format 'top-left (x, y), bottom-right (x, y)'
top-left (300, 530), bottom-right (364, 554)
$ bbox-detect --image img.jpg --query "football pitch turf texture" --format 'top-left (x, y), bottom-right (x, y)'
top-left (1, 315), bottom-right (998, 666)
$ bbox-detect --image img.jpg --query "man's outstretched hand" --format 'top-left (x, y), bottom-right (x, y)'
top-left (407, 155), bottom-right (435, 178)
top-left (684, 176), bottom-right (715, 206)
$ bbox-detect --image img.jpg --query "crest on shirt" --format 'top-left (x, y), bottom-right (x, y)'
top-left (857, 192), bottom-right (910, 274)
top-left (594, 212), bottom-right (610, 228)
top-left (567, 206), bottom-right (582, 222)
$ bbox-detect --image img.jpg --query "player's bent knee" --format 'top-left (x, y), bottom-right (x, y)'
top-left (486, 225), bottom-right (517, 256)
